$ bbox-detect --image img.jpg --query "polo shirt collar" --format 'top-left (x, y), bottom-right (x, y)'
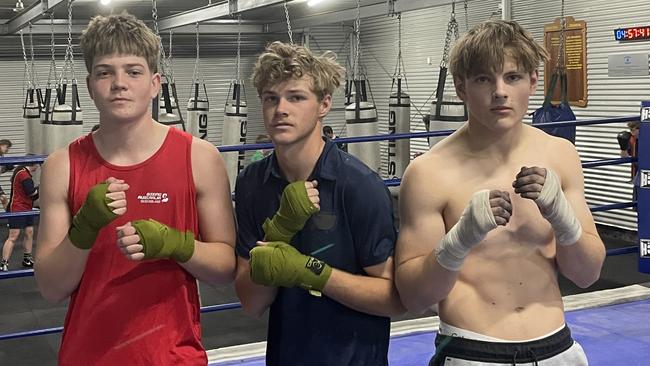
top-left (263, 140), bottom-right (339, 183)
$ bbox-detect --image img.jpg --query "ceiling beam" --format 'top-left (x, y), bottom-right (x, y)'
top-left (158, 0), bottom-right (286, 31)
top-left (265, 0), bottom-right (472, 32)
top-left (1, 0), bottom-right (66, 35)
top-left (169, 20), bottom-right (266, 34)
top-left (20, 22), bottom-right (265, 35)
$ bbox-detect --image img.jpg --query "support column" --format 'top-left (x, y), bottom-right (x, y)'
top-left (638, 101), bottom-right (649, 273)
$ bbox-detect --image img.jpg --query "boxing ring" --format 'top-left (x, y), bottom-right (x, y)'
top-left (0, 108), bottom-right (648, 365)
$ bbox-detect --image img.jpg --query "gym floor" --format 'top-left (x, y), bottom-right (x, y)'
top-left (212, 298), bottom-right (650, 365)
top-left (0, 223), bottom-right (648, 365)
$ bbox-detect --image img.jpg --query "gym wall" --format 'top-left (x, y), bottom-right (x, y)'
top-left (0, 0), bottom-right (646, 231)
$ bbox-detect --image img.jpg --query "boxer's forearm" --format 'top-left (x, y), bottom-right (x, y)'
top-left (555, 230), bottom-right (605, 288)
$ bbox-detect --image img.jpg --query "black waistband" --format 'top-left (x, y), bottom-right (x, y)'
top-left (431, 325), bottom-right (573, 364)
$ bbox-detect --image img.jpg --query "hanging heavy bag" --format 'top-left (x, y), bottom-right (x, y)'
top-left (428, 66), bottom-right (468, 147)
top-left (531, 70), bottom-right (576, 144)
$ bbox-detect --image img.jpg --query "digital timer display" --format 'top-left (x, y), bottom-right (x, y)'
top-left (614, 26), bottom-right (650, 41)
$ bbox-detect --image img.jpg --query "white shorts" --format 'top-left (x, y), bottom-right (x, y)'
top-left (429, 323), bottom-right (588, 365)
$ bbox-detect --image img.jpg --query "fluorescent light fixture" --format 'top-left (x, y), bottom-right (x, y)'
top-left (13, 0), bottom-right (24, 12)
top-left (100, 0), bottom-right (111, 5)
top-left (307, 0), bottom-right (326, 7)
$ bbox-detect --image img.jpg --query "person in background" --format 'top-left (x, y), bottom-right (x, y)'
top-left (618, 121), bottom-right (640, 206)
top-left (1, 162), bottom-right (39, 271)
top-left (250, 134), bottom-right (272, 162)
top-left (0, 139), bottom-right (14, 208)
top-left (618, 121), bottom-right (639, 179)
top-left (322, 125), bottom-right (347, 152)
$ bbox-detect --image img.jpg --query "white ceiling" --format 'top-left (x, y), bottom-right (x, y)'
top-left (0, 0), bottom-right (390, 29)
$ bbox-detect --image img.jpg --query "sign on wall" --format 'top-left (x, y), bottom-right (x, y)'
top-left (642, 239), bottom-right (650, 258)
top-left (544, 16), bottom-right (588, 107)
top-left (608, 53), bottom-right (649, 77)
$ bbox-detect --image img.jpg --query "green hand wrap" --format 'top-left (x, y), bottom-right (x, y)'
top-left (249, 241), bottom-right (332, 291)
top-left (263, 181), bottom-right (319, 242)
top-left (131, 219), bottom-right (195, 263)
top-left (68, 183), bottom-right (118, 250)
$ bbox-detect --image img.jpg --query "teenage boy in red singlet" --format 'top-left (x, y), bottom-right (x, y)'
top-left (34, 13), bottom-right (236, 365)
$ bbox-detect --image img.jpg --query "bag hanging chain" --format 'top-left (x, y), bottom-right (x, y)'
top-left (167, 29), bottom-right (174, 83)
top-left (152, 0), bottom-right (169, 79)
top-left (555, 0), bottom-right (566, 70)
top-left (463, 0), bottom-right (468, 32)
top-left (440, 1), bottom-right (459, 69)
top-left (394, 13), bottom-right (403, 79)
top-left (28, 23), bottom-right (39, 88)
top-left (237, 15), bottom-right (242, 82)
top-left (20, 27), bottom-right (31, 90)
top-left (353, 0), bottom-right (361, 80)
top-left (64, 0), bottom-right (76, 84)
top-left (284, 1), bottom-right (293, 45)
top-left (191, 22), bottom-right (201, 84)
top-left (47, 12), bottom-right (58, 88)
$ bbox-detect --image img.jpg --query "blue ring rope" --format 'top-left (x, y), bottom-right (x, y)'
top-left (0, 114), bottom-right (641, 341)
top-left (1, 116), bottom-right (640, 159)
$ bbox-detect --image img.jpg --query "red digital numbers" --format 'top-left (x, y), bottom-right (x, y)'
top-left (616, 26), bottom-right (650, 41)
top-left (614, 26), bottom-right (650, 41)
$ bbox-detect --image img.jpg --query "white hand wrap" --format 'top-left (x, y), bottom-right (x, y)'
top-left (435, 190), bottom-right (498, 271)
top-left (535, 169), bottom-right (582, 246)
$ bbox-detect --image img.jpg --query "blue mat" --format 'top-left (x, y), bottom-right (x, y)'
top-left (212, 299), bottom-right (650, 365)
top-left (567, 299), bottom-right (650, 365)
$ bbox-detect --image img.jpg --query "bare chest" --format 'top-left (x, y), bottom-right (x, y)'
top-left (441, 162), bottom-right (555, 255)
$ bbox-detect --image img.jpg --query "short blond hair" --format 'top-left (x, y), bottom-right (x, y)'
top-left (252, 41), bottom-right (345, 101)
top-left (79, 12), bottom-right (160, 73)
top-left (449, 20), bottom-right (548, 79)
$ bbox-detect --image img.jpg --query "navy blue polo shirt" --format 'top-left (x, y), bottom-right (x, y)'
top-left (235, 141), bottom-right (396, 366)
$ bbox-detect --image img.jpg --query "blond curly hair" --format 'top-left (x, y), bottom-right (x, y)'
top-left (252, 41), bottom-right (345, 101)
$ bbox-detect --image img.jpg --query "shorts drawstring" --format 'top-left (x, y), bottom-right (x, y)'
top-left (511, 348), bottom-right (539, 366)
top-left (528, 348), bottom-right (539, 366)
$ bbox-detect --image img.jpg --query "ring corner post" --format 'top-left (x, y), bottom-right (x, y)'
top-left (638, 101), bottom-right (650, 273)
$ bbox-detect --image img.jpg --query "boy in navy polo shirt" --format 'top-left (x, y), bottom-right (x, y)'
top-left (234, 41), bottom-right (404, 366)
